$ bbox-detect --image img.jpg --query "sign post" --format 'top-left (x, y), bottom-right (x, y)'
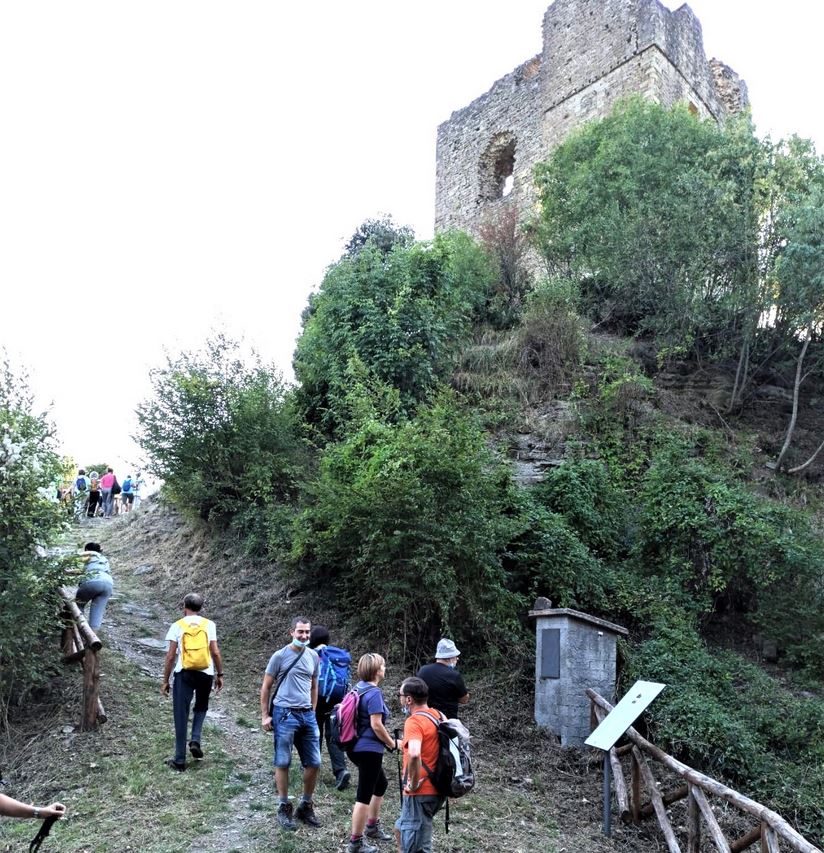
top-left (585, 680), bottom-right (666, 837)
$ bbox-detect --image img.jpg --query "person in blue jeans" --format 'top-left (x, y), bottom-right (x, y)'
top-left (161, 593), bottom-right (224, 771)
top-left (260, 616), bottom-right (322, 832)
top-left (75, 542), bottom-right (114, 630)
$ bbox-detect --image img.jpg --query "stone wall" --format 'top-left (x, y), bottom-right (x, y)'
top-left (435, 0), bottom-right (748, 237)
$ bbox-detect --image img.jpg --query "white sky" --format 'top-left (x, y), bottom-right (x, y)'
top-left (1, 0), bottom-right (821, 476)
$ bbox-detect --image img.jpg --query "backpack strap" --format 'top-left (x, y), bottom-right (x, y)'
top-left (272, 646), bottom-right (306, 705)
top-left (407, 711), bottom-right (445, 789)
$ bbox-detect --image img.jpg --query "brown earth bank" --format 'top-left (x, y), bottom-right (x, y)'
top-left (0, 500), bottom-right (788, 852)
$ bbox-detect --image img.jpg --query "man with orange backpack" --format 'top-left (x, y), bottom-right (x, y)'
top-left (161, 593), bottom-right (224, 771)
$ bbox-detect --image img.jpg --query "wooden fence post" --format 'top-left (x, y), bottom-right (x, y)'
top-left (687, 786), bottom-right (700, 853)
top-left (81, 649), bottom-right (100, 731)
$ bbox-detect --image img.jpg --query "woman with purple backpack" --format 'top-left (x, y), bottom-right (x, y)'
top-left (345, 653), bottom-right (401, 853)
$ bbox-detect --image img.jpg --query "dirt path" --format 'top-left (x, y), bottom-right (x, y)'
top-left (84, 520), bottom-right (277, 852)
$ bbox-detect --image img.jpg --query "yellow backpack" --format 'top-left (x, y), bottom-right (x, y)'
top-left (177, 618), bottom-right (211, 670)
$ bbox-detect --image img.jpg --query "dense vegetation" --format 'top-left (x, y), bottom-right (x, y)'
top-left (134, 102), bottom-right (824, 839)
top-left (0, 361), bottom-right (72, 720)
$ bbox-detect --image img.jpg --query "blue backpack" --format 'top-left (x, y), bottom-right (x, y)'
top-left (122, 477), bottom-right (133, 493)
top-left (317, 645), bottom-right (351, 704)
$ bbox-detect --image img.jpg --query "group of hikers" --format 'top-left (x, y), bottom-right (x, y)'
top-left (66, 467), bottom-right (141, 518)
top-left (163, 600), bottom-right (471, 853)
top-left (5, 571), bottom-right (470, 852)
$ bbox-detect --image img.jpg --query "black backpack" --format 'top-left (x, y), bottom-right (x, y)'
top-left (413, 711), bottom-right (474, 799)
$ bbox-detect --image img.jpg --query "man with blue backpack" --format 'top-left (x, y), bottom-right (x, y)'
top-left (309, 625), bottom-right (352, 791)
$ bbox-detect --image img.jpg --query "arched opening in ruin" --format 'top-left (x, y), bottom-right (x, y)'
top-left (479, 133), bottom-right (517, 202)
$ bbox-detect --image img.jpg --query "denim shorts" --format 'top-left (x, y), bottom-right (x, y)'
top-left (395, 794), bottom-right (444, 853)
top-left (271, 707), bottom-right (321, 769)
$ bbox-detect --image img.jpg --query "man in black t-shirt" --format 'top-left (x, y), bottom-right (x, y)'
top-left (416, 638), bottom-right (470, 720)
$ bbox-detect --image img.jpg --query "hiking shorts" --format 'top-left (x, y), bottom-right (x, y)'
top-left (395, 794), bottom-right (444, 853)
top-left (271, 707), bottom-right (321, 769)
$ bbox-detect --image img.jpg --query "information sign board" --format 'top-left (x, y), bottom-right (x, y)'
top-left (584, 680), bottom-right (665, 752)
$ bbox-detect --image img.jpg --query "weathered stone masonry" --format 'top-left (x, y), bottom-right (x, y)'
top-left (435, 0), bottom-right (748, 236)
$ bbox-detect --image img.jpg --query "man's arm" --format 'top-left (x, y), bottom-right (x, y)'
top-left (405, 737), bottom-right (423, 791)
top-left (209, 640), bottom-right (224, 692)
top-left (458, 692), bottom-right (470, 705)
top-left (260, 673), bottom-right (274, 731)
top-left (161, 641), bottom-right (177, 695)
top-left (310, 673), bottom-right (318, 711)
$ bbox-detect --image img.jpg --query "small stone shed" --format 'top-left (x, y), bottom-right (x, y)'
top-left (529, 600), bottom-right (628, 746)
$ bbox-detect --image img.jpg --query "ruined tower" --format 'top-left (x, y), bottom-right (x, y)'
top-left (434, 0), bottom-right (747, 236)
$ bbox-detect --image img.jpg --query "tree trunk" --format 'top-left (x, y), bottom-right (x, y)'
top-left (772, 332), bottom-right (810, 472)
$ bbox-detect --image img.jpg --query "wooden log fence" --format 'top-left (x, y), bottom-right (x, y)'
top-left (587, 688), bottom-right (821, 853)
top-left (59, 587), bottom-right (106, 730)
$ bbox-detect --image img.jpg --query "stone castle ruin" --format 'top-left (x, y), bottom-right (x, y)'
top-left (434, 0), bottom-right (748, 236)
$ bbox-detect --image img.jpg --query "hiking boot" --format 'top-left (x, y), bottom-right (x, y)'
top-left (365, 821), bottom-right (393, 841)
top-left (347, 838), bottom-right (378, 853)
top-left (188, 740), bottom-right (203, 759)
top-left (277, 802), bottom-right (297, 831)
top-left (335, 768), bottom-right (351, 791)
top-left (295, 800), bottom-right (321, 828)
top-left (165, 758), bottom-right (186, 772)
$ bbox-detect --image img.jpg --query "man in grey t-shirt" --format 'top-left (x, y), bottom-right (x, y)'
top-left (260, 615), bottom-right (322, 832)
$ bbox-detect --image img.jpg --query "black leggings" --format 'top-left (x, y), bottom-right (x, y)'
top-left (350, 750), bottom-right (388, 805)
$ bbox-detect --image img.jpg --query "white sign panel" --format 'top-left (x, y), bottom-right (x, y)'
top-left (585, 680), bottom-right (665, 752)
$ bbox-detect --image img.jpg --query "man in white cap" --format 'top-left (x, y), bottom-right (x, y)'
top-left (415, 638), bottom-right (470, 720)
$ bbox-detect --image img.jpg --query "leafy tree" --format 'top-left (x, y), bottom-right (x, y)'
top-left (532, 98), bottom-right (759, 358)
top-left (771, 186), bottom-right (824, 472)
top-left (478, 206), bottom-right (534, 328)
top-left (291, 392), bottom-right (521, 661)
top-left (293, 230), bottom-right (496, 438)
top-left (342, 214), bottom-right (414, 260)
top-left (136, 335), bottom-right (305, 541)
top-left (0, 359), bottom-right (71, 718)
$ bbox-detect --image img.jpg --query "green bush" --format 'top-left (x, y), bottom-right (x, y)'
top-left (533, 459), bottom-right (627, 561)
top-left (0, 361), bottom-right (71, 718)
top-left (291, 392), bottom-right (522, 660)
top-left (627, 623), bottom-right (824, 842)
top-left (136, 335), bottom-right (305, 546)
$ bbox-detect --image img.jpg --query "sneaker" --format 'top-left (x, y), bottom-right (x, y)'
top-left (165, 758), bottom-right (186, 772)
top-left (347, 838), bottom-right (378, 853)
top-left (365, 821), bottom-right (393, 841)
top-left (335, 768), bottom-right (351, 791)
top-left (277, 802), bottom-right (297, 832)
top-left (295, 800), bottom-right (321, 828)
top-left (188, 740), bottom-right (203, 759)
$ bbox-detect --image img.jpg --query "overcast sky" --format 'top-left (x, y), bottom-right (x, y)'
top-left (1, 0), bottom-right (821, 477)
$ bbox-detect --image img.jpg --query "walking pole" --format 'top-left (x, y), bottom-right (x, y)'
top-left (394, 727), bottom-right (403, 798)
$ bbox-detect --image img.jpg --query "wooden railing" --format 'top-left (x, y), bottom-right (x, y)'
top-left (59, 587), bottom-right (107, 730)
top-left (587, 689), bottom-right (821, 853)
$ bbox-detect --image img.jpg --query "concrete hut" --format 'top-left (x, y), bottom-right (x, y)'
top-left (530, 598), bottom-right (628, 746)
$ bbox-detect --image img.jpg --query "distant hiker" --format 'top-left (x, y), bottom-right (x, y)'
top-left (416, 638), bottom-right (470, 720)
top-left (120, 474), bottom-right (135, 513)
top-left (100, 468), bottom-right (116, 518)
top-left (87, 471), bottom-right (101, 518)
top-left (309, 624), bottom-right (351, 791)
top-left (259, 616), bottom-right (322, 832)
top-left (394, 677), bottom-right (446, 853)
top-left (75, 542), bottom-right (113, 630)
top-left (161, 593), bottom-right (224, 771)
top-left (0, 793), bottom-right (66, 821)
top-left (74, 468), bottom-right (89, 494)
top-left (74, 468), bottom-right (89, 515)
top-left (345, 653), bottom-right (400, 853)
